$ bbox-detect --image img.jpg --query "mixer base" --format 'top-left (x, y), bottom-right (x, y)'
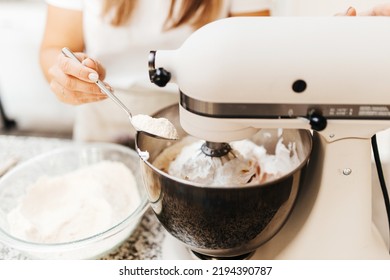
top-left (161, 232), bottom-right (256, 260)
top-left (190, 250), bottom-right (254, 260)
top-left (161, 232), bottom-right (193, 260)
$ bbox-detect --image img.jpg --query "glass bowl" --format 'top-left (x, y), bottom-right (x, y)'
top-left (0, 143), bottom-right (148, 259)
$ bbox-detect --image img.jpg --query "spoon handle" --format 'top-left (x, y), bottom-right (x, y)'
top-left (61, 47), bottom-right (133, 119)
top-left (95, 80), bottom-right (133, 118)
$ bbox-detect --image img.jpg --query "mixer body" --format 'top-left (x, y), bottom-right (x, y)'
top-left (253, 132), bottom-right (390, 259)
top-left (146, 17), bottom-right (390, 259)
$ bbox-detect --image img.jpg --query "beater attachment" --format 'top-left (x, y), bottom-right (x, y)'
top-left (200, 141), bottom-right (237, 165)
top-left (166, 138), bottom-right (259, 186)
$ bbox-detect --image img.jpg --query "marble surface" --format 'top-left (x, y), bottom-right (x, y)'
top-left (0, 135), bottom-right (165, 260)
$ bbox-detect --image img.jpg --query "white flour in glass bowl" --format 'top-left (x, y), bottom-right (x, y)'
top-left (6, 161), bottom-right (140, 244)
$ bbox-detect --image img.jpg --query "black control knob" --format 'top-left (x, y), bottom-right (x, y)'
top-left (308, 111), bottom-right (327, 131)
top-left (148, 51), bottom-right (171, 87)
top-left (149, 68), bottom-right (171, 87)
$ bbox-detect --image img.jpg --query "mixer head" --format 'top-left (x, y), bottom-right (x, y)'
top-left (149, 17), bottom-right (390, 143)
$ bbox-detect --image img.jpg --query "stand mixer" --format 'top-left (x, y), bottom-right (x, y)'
top-left (147, 17), bottom-right (390, 259)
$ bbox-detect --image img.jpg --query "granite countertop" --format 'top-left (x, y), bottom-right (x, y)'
top-left (0, 135), bottom-right (165, 260)
top-left (1, 133), bottom-right (389, 260)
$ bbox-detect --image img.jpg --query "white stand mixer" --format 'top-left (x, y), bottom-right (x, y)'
top-left (149, 17), bottom-right (390, 259)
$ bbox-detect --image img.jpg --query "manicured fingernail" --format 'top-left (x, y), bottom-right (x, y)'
top-left (88, 73), bottom-right (99, 82)
top-left (82, 58), bottom-right (92, 66)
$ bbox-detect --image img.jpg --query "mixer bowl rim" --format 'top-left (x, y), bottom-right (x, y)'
top-left (135, 130), bottom-right (313, 190)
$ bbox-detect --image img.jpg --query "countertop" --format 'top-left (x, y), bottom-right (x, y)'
top-left (0, 135), bottom-right (165, 260)
top-left (1, 133), bottom-right (389, 260)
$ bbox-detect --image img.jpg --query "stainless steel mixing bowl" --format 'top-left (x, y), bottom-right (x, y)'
top-left (136, 104), bottom-right (312, 258)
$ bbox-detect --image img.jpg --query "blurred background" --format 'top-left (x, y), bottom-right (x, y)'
top-left (0, 0), bottom-right (75, 138)
top-left (0, 0), bottom-right (387, 138)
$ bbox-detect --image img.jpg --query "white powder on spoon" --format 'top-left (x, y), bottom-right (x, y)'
top-left (132, 114), bottom-right (178, 139)
top-left (7, 161), bottom-right (140, 244)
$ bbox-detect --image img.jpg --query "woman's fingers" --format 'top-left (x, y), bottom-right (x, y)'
top-left (335, 7), bottom-right (357, 16)
top-left (82, 57), bottom-right (106, 80)
top-left (370, 4), bottom-right (390, 16)
top-left (51, 66), bottom-right (103, 95)
top-left (338, 4), bottom-right (390, 16)
top-left (346, 7), bottom-right (357, 16)
top-left (57, 53), bottom-right (99, 83)
top-left (50, 80), bottom-right (107, 105)
top-left (48, 51), bottom-right (112, 105)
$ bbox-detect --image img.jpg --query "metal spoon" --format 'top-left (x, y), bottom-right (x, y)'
top-left (61, 47), bottom-right (178, 141)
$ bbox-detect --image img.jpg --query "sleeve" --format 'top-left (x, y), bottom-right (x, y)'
top-left (45, 0), bottom-right (83, 10)
top-left (229, 0), bottom-right (271, 13)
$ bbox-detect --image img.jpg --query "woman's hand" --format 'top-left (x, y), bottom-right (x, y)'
top-left (40, 5), bottom-right (109, 105)
top-left (336, 3), bottom-right (390, 16)
top-left (360, 3), bottom-right (390, 16)
top-left (48, 51), bottom-right (109, 105)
